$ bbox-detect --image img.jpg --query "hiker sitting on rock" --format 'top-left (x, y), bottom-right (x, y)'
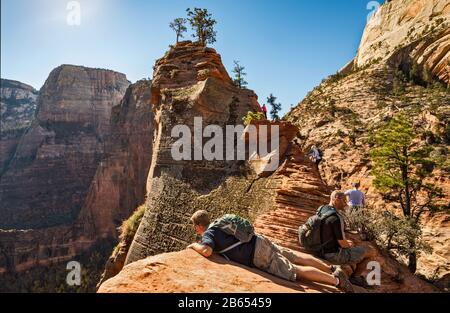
top-left (187, 210), bottom-right (354, 292)
top-left (299, 191), bottom-right (375, 280)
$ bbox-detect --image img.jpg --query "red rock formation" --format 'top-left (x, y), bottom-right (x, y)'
top-left (98, 249), bottom-right (335, 293)
top-left (99, 39), bottom-right (438, 293)
top-left (0, 65), bottom-right (129, 230)
top-left (100, 142), bottom-right (436, 293)
top-left (285, 0), bottom-right (450, 285)
top-left (0, 68), bottom-right (154, 276)
top-left (124, 41), bottom-right (265, 265)
top-left (255, 145), bottom-right (436, 292)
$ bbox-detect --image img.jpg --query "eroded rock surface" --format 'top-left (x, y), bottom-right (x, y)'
top-left (286, 0), bottom-right (450, 284)
top-left (0, 68), bottom-right (154, 276)
top-left (125, 42), bottom-right (271, 265)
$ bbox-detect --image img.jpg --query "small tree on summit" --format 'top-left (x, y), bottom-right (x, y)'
top-left (186, 8), bottom-right (217, 46)
top-left (232, 60), bottom-right (248, 89)
top-left (267, 94), bottom-right (282, 121)
top-left (169, 18), bottom-right (187, 43)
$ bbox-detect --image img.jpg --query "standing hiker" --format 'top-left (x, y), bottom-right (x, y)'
top-left (345, 182), bottom-right (365, 210)
top-left (308, 145), bottom-right (323, 168)
top-left (261, 104), bottom-right (268, 119)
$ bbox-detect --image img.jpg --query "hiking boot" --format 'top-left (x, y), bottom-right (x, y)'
top-left (333, 268), bottom-right (354, 293)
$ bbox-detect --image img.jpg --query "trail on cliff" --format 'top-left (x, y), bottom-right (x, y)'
top-left (100, 139), bottom-right (436, 293)
top-left (254, 145), bottom-right (331, 251)
top-left (99, 146), bottom-right (342, 293)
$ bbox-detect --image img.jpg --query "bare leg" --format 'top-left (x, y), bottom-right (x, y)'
top-left (282, 250), bottom-right (331, 273)
top-left (295, 265), bottom-right (337, 287)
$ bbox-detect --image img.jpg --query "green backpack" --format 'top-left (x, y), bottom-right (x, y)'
top-left (209, 214), bottom-right (255, 254)
top-left (298, 205), bottom-right (338, 256)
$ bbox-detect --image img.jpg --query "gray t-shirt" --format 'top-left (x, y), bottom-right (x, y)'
top-left (345, 189), bottom-right (365, 207)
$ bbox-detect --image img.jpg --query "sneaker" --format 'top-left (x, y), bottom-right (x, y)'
top-left (333, 268), bottom-right (354, 293)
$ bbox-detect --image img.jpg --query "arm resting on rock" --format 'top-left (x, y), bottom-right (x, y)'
top-left (188, 243), bottom-right (213, 258)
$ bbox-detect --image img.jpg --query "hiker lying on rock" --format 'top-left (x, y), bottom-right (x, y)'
top-left (299, 191), bottom-right (376, 281)
top-left (187, 210), bottom-right (354, 293)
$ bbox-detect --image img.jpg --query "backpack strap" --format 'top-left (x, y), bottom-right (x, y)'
top-left (316, 205), bottom-right (325, 215)
top-left (321, 209), bottom-right (338, 220)
top-left (318, 205), bottom-right (338, 219)
top-left (218, 241), bottom-right (243, 254)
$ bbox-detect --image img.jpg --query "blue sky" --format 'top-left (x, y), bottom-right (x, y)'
top-left (1, 0), bottom-right (384, 115)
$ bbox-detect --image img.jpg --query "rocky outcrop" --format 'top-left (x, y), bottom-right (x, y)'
top-left (97, 37), bottom-right (441, 292)
top-left (124, 41), bottom-right (273, 265)
top-left (0, 65), bottom-right (130, 230)
top-left (0, 79), bottom-right (38, 174)
top-left (255, 146), bottom-right (437, 292)
top-left (100, 142), bottom-right (436, 293)
top-left (285, 0), bottom-right (450, 285)
top-left (0, 67), bottom-right (154, 276)
top-left (99, 249), bottom-right (334, 293)
top-left (356, 0), bottom-right (449, 85)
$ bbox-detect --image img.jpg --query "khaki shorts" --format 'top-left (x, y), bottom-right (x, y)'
top-left (323, 246), bottom-right (367, 265)
top-left (252, 235), bottom-right (297, 282)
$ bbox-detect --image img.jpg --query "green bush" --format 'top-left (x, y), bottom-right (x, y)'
top-left (344, 207), bottom-right (432, 259)
top-left (120, 204), bottom-right (146, 241)
top-left (242, 111), bottom-right (265, 126)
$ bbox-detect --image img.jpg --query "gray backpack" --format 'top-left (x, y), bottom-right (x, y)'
top-left (298, 205), bottom-right (338, 256)
top-left (209, 214), bottom-right (255, 255)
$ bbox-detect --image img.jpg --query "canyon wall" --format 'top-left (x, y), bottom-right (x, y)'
top-left (356, 0), bottom-right (449, 85)
top-left (0, 79), bottom-right (38, 174)
top-left (0, 67), bottom-right (153, 277)
top-left (0, 65), bottom-right (130, 230)
top-left (285, 0), bottom-right (449, 284)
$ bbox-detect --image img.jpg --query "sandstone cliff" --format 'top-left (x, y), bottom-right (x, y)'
top-left (76, 79), bottom-right (154, 240)
top-left (0, 79), bottom-right (38, 174)
top-left (100, 136), bottom-right (436, 293)
top-left (0, 67), bottom-right (154, 281)
top-left (98, 40), bottom-right (437, 293)
top-left (0, 65), bottom-right (130, 230)
top-left (285, 0), bottom-right (449, 285)
top-left (124, 41), bottom-right (272, 265)
top-left (356, 0), bottom-right (450, 85)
